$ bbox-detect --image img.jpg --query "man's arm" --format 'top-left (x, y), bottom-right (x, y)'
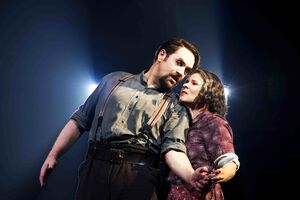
top-left (165, 150), bottom-right (194, 182)
top-left (165, 150), bottom-right (210, 191)
top-left (39, 119), bottom-right (82, 187)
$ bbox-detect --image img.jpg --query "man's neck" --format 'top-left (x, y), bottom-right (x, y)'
top-left (144, 66), bottom-right (160, 88)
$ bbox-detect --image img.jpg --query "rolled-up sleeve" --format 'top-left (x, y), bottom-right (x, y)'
top-left (160, 102), bottom-right (189, 154)
top-left (70, 81), bottom-right (103, 131)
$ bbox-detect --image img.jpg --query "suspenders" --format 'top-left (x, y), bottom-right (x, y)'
top-left (93, 73), bottom-right (172, 149)
top-left (93, 74), bottom-right (135, 141)
top-left (140, 91), bottom-right (172, 148)
top-left (98, 74), bottom-right (135, 120)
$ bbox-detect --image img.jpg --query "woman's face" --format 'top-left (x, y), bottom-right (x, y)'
top-left (179, 73), bottom-right (204, 107)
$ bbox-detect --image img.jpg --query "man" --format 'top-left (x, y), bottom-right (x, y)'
top-left (39, 38), bottom-right (202, 200)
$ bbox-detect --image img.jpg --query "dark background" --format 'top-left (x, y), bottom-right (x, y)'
top-left (0, 0), bottom-right (298, 199)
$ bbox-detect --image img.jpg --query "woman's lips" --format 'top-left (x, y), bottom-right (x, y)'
top-left (180, 90), bottom-right (188, 95)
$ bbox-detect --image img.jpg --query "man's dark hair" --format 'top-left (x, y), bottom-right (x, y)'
top-left (153, 38), bottom-right (200, 70)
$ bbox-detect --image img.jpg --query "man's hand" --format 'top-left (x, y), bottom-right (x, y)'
top-left (38, 119), bottom-right (82, 188)
top-left (39, 155), bottom-right (57, 188)
top-left (189, 166), bottom-right (210, 192)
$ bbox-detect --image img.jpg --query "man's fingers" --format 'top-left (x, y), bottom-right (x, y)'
top-left (198, 166), bottom-right (209, 173)
top-left (48, 161), bottom-right (56, 169)
top-left (39, 163), bottom-right (49, 186)
top-left (39, 162), bottom-right (55, 187)
top-left (194, 179), bottom-right (210, 191)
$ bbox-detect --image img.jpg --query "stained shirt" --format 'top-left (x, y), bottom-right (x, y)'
top-left (168, 110), bottom-right (235, 199)
top-left (70, 70), bottom-right (189, 154)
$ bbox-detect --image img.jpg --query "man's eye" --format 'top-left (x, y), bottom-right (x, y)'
top-left (184, 68), bottom-right (192, 75)
top-left (176, 60), bottom-right (183, 66)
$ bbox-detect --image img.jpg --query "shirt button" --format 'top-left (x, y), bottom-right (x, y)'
top-left (135, 96), bottom-right (138, 98)
top-left (121, 120), bottom-right (124, 123)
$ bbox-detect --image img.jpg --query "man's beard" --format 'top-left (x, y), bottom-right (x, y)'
top-left (159, 75), bottom-right (177, 90)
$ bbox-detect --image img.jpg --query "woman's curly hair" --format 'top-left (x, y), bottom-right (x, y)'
top-left (193, 69), bottom-right (228, 117)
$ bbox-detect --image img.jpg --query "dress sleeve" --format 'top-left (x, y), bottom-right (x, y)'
top-left (204, 116), bottom-right (236, 163)
top-left (214, 152), bottom-right (240, 170)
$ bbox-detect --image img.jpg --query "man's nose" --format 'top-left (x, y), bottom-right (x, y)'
top-left (176, 67), bottom-right (185, 78)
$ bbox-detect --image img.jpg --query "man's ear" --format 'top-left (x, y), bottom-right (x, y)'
top-left (157, 49), bottom-right (167, 62)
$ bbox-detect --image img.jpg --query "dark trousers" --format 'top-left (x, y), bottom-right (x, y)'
top-left (75, 149), bottom-right (162, 199)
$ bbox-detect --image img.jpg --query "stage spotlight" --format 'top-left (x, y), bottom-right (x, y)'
top-left (88, 83), bottom-right (98, 95)
top-left (224, 86), bottom-right (230, 98)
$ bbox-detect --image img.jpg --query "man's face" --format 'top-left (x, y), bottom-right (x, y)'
top-left (157, 47), bottom-right (195, 89)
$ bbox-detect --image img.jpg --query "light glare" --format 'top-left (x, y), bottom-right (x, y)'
top-left (224, 87), bottom-right (230, 97)
top-left (88, 83), bottom-right (98, 95)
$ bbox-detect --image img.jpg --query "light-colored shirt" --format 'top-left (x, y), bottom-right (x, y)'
top-left (70, 70), bottom-right (189, 154)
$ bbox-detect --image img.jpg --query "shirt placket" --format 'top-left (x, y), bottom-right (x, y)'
top-left (117, 89), bottom-right (141, 132)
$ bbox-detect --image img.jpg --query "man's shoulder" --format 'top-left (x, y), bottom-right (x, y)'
top-left (100, 71), bottom-right (137, 84)
top-left (167, 92), bottom-right (188, 113)
top-left (104, 71), bottom-right (133, 79)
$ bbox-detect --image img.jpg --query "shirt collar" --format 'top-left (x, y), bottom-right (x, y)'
top-left (139, 69), bottom-right (172, 93)
top-left (140, 69), bottom-right (148, 86)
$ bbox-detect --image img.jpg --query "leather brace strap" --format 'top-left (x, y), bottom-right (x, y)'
top-left (99, 74), bottom-right (135, 117)
top-left (140, 91), bottom-right (172, 148)
top-left (146, 92), bottom-right (172, 127)
top-left (93, 74), bottom-right (135, 141)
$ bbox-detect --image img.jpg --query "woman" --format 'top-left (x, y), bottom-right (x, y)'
top-left (167, 69), bottom-right (240, 200)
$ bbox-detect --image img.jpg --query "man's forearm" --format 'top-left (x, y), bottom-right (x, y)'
top-left (165, 150), bottom-right (194, 183)
top-left (47, 119), bottom-right (82, 159)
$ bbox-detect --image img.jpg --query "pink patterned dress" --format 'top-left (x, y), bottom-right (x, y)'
top-left (167, 110), bottom-right (235, 200)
